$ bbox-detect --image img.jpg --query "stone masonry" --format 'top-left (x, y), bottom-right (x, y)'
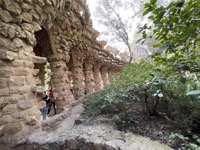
top-left (0, 0), bottom-right (128, 147)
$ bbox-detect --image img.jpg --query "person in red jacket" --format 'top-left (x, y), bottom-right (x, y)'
top-left (49, 88), bottom-right (56, 115)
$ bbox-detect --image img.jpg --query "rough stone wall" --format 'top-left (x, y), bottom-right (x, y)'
top-left (71, 49), bottom-right (85, 99)
top-left (0, 0), bottom-right (127, 147)
top-left (48, 55), bottom-right (72, 112)
top-left (46, 22), bottom-right (74, 111)
top-left (51, 0), bottom-right (88, 100)
top-left (84, 58), bottom-right (94, 94)
top-left (81, 28), bottom-right (99, 94)
top-left (0, 0), bottom-right (65, 146)
top-left (0, 37), bottom-right (42, 145)
top-left (34, 63), bottom-right (46, 86)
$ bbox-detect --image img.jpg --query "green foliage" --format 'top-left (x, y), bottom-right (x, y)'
top-left (113, 60), bottom-right (154, 88)
top-left (84, 88), bottom-right (111, 117)
top-left (138, 0), bottom-right (200, 127)
top-left (44, 63), bottom-right (51, 90)
top-left (82, 1), bottom-right (200, 149)
top-left (84, 60), bottom-right (200, 133)
top-left (84, 61), bottom-right (155, 127)
top-left (112, 112), bottom-right (137, 131)
top-left (83, 87), bottom-right (125, 117)
top-left (84, 0), bottom-right (200, 148)
top-left (169, 133), bottom-right (200, 150)
top-left (139, 0), bottom-right (200, 73)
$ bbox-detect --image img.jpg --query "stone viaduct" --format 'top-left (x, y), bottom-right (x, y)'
top-left (0, 0), bottom-right (128, 147)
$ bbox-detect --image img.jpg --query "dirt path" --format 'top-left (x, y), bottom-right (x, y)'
top-left (14, 103), bottom-right (173, 150)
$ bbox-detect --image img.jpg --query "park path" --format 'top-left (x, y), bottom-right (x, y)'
top-left (15, 103), bottom-right (173, 150)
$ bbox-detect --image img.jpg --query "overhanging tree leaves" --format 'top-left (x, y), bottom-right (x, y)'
top-left (139, 0), bottom-right (200, 72)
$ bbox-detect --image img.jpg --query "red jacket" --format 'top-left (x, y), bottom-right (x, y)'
top-left (49, 91), bottom-right (54, 98)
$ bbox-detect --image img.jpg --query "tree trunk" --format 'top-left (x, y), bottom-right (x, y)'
top-left (144, 89), bottom-right (152, 115)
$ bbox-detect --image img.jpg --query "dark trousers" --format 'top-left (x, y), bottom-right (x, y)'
top-left (47, 102), bottom-right (56, 115)
top-left (52, 102), bottom-right (56, 115)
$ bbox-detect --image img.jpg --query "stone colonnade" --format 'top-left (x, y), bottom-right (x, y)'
top-left (84, 58), bottom-right (94, 95)
top-left (0, 0), bottom-right (127, 147)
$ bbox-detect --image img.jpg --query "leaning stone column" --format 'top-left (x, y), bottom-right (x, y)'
top-left (94, 62), bottom-right (103, 91)
top-left (71, 50), bottom-right (85, 100)
top-left (101, 65), bottom-right (109, 87)
top-left (84, 59), bottom-right (94, 95)
top-left (46, 20), bottom-right (75, 111)
top-left (48, 55), bottom-right (74, 112)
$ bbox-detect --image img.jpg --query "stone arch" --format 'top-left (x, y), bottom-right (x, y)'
top-left (34, 27), bottom-right (54, 56)
top-left (33, 27), bottom-right (53, 87)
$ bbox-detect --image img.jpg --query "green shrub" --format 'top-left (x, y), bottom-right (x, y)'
top-left (84, 60), bottom-right (200, 134)
top-left (169, 133), bottom-right (200, 150)
top-left (83, 87), bottom-right (125, 117)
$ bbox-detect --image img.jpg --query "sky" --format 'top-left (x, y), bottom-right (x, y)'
top-left (87, 0), bottom-right (141, 52)
top-left (87, 0), bottom-right (172, 53)
top-left (88, 1), bottom-right (101, 31)
top-left (87, 0), bottom-right (137, 31)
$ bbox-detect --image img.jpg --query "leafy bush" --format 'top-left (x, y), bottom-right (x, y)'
top-left (84, 60), bottom-right (200, 133)
top-left (83, 87), bottom-right (125, 117)
top-left (112, 112), bottom-right (137, 131)
top-left (169, 132), bottom-right (200, 150)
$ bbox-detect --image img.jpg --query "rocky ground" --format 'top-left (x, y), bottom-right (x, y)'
top-left (80, 114), bottom-right (178, 149)
top-left (126, 115), bottom-right (178, 148)
top-left (83, 101), bottom-right (199, 150)
top-left (10, 102), bottom-right (173, 150)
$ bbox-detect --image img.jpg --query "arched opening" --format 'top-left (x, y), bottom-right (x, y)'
top-left (33, 27), bottom-right (53, 89)
top-left (33, 27), bottom-right (56, 117)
